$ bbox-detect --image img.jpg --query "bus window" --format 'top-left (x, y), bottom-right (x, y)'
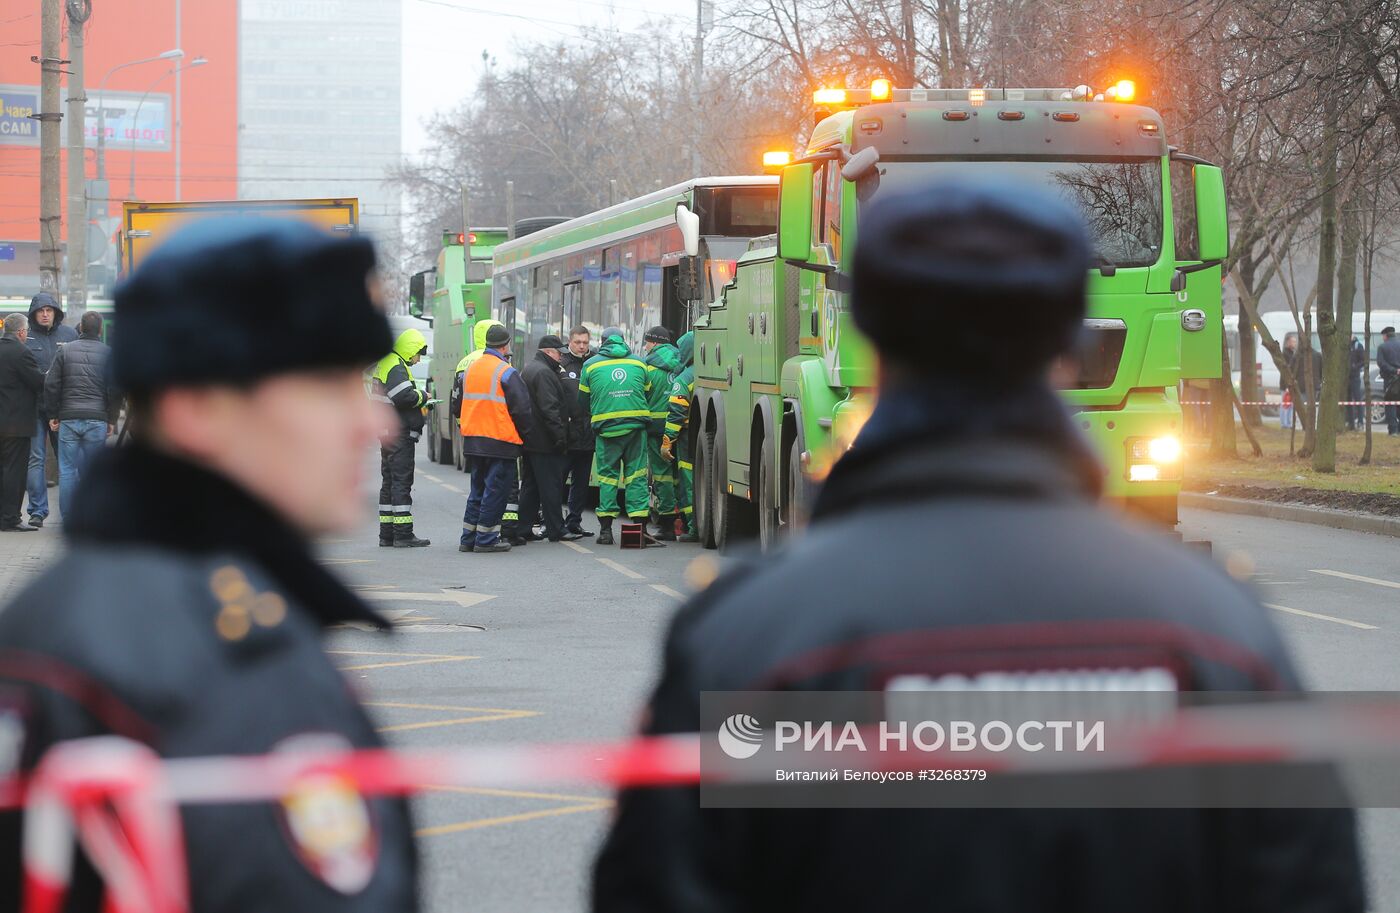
top-left (583, 257), bottom-right (602, 332)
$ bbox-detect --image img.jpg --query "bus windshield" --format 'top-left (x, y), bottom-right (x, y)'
top-left (869, 157), bottom-right (1164, 268)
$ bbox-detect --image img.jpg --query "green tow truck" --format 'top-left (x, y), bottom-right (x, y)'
top-left (410, 227), bottom-right (509, 470)
top-left (689, 81), bottom-right (1229, 551)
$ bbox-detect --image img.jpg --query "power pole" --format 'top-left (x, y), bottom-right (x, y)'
top-left (460, 184), bottom-right (472, 264)
top-left (505, 181), bottom-right (516, 240)
top-left (37, 0), bottom-right (66, 297)
top-left (690, 0), bottom-right (708, 178)
top-left (65, 1), bottom-right (92, 313)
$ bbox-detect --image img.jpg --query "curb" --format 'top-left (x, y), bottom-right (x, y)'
top-left (1180, 492), bottom-right (1400, 539)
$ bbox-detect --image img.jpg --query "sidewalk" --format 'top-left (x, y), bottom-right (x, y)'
top-left (0, 513), bottom-right (64, 605)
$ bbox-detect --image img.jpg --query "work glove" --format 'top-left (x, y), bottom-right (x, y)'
top-left (660, 435), bottom-right (674, 461)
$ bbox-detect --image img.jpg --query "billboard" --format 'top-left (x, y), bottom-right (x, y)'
top-left (0, 85), bottom-right (171, 150)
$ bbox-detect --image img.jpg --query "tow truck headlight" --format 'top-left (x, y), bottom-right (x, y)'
top-left (1126, 435), bottom-right (1182, 481)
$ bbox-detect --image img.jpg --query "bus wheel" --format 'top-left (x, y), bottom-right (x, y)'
top-left (757, 435), bottom-right (781, 552)
top-left (695, 429), bottom-right (717, 549)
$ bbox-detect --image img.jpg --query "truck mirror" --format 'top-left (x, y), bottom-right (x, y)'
top-left (676, 204), bottom-right (701, 258)
top-left (676, 255), bottom-right (702, 302)
top-left (840, 146), bottom-right (880, 182)
top-left (408, 271), bottom-right (427, 318)
top-left (778, 163), bottom-right (814, 263)
top-left (1194, 164), bottom-right (1229, 262)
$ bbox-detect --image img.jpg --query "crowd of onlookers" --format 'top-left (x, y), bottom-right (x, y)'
top-left (0, 293), bottom-right (119, 532)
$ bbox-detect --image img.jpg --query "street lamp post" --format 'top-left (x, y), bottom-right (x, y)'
top-left (127, 57), bottom-right (206, 200)
top-left (95, 49), bottom-right (183, 182)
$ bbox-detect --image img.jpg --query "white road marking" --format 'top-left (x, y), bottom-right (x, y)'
top-left (360, 589), bottom-right (496, 608)
top-left (421, 471), bottom-right (442, 483)
top-left (561, 541), bottom-right (592, 555)
top-left (321, 558), bottom-right (371, 565)
top-left (596, 558), bottom-right (646, 580)
top-left (1265, 603), bottom-right (1378, 630)
top-left (650, 584), bottom-right (684, 599)
top-left (1311, 569), bottom-right (1400, 590)
top-left (440, 483), bottom-right (464, 494)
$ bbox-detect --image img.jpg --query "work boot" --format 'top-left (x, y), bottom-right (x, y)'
top-left (678, 528), bottom-right (699, 543)
top-left (393, 529), bottom-right (431, 548)
top-left (475, 541), bottom-right (512, 553)
top-left (458, 542), bottom-right (474, 552)
top-left (657, 514), bottom-right (678, 541)
top-left (566, 524), bottom-right (594, 537)
top-left (596, 519), bottom-right (614, 546)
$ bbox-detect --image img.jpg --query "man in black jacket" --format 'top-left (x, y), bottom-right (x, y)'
top-left (24, 292), bottom-right (77, 527)
top-left (558, 325), bottom-right (596, 536)
top-left (518, 335), bottom-right (581, 542)
top-left (592, 180), bottom-right (1365, 913)
top-left (1379, 326), bottom-right (1400, 435)
top-left (0, 313), bottom-right (43, 532)
top-left (0, 218), bottom-right (420, 912)
top-left (44, 311), bottom-right (119, 518)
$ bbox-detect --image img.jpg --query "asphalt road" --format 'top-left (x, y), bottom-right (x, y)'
top-left (319, 451), bottom-right (706, 913)
top-left (1179, 507), bottom-right (1400, 911)
top-left (3, 459), bottom-right (1398, 911)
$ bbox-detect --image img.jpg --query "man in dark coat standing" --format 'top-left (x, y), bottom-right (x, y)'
top-left (0, 219), bottom-right (420, 912)
top-left (24, 292), bottom-right (77, 527)
top-left (558, 325), bottom-right (596, 536)
top-left (0, 313), bottom-right (43, 531)
top-left (592, 180), bottom-right (1365, 913)
top-left (518, 335), bottom-right (582, 542)
top-left (44, 311), bottom-right (120, 518)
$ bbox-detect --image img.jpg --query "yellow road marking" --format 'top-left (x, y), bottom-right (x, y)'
top-left (440, 482), bottom-right (464, 494)
top-left (425, 784), bottom-right (609, 804)
top-left (561, 540), bottom-right (592, 554)
top-left (651, 584), bottom-right (684, 599)
top-left (1264, 603), bottom-right (1377, 631)
top-left (597, 557), bottom-right (645, 580)
top-left (1311, 569), bottom-right (1400, 590)
top-left (415, 801), bottom-right (611, 837)
top-left (327, 650), bottom-right (477, 671)
top-left (364, 702), bottom-right (539, 732)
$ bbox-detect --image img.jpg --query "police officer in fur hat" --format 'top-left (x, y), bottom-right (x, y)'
top-left (593, 179), bottom-right (1364, 912)
top-left (0, 218), bottom-right (419, 912)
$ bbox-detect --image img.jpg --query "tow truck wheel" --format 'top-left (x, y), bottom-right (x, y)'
top-left (709, 428), bottom-right (730, 550)
top-left (695, 429), bottom-right (717, 549)
top-left (757, 435), bottom-right (780, 552)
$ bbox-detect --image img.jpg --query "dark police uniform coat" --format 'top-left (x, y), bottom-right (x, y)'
top-left (592, 386), bottom-right (1364, 913)
top-left (0, 445), bottom-right (418, 913)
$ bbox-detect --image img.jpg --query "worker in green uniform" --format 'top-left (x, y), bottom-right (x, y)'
top-left (641, 326), bottom-right (682, 540)
top-left (661, 331), bottom-right (697, 542)
top-left (579, 327), bottom-right (660, 546)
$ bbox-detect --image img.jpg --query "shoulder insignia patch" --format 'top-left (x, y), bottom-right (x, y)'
top-left (210, 564), bottom-right (288, 641)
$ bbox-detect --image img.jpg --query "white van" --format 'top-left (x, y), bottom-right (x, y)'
top-left (1227, 310), bottom-right (1400, 422)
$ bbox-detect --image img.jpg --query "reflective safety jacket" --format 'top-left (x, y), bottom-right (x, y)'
top-left (370, 328), bottom-right (427, 438)
top-left (664, 332), bottom-right (695, 439)
top-left (579, 338), bottom-right (651, 438)
top-left (460, 348), bottom-right (534, 459)
top-left (450, 319), bottom-right (503, 425)
top-left (643, 343), bottom-right (681, 436)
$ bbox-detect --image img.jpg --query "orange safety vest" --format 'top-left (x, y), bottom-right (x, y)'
top-left (459, 352), bottom-right (523, 445)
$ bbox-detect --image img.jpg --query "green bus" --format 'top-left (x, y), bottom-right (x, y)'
top-left (410, 227), bottom-right (509, 468)
top-left (691, 83), bottom-right (1228, 550)
top-left (489, 177), bottom-right (779, 357)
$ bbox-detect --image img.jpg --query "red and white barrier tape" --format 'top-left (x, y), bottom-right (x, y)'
top-left (17, 698), bottom-right (1400, 913)
top-left (1182, 400), bottom-right (1400, 406)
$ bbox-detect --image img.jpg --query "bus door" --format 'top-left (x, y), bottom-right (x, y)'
top-left (563, 280), bottom-right (582, 337)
